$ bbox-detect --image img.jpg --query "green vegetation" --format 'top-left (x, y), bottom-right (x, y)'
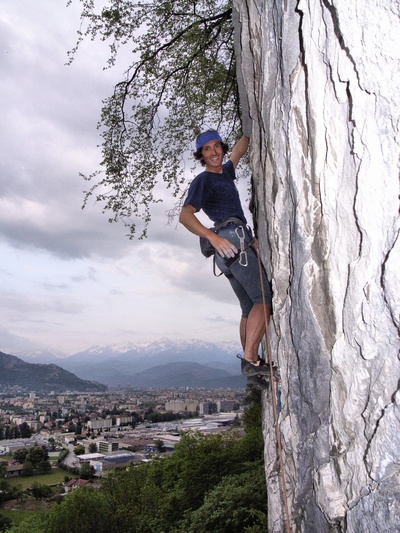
top-left (57, 450), bottom-right (68, 464)
top-left (0, 512), bottom-right (47, 533)
top-left (0, 510), bottom-right (45, 528)
top-left (0, 422), bottom-right (31, 441)
top-left (30, 483), bottom-right (52, 501)
top-left (0, 479), bottom-right (22, 505)
top-left (9, 447), bottom-right (51, 478)
top-left (0, 513), bottom-right (12, 531)
top-left (4, 388), bottom-right (267, 532)
top-left (72, 445), bottom-right (85, 456)
top-left (6, 468), bottom-right (76, 491)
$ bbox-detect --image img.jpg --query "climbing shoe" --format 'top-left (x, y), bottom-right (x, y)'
top-left (237, 354), bottom-right (279, 378)
top-left (246, 374), bottom-right (271, 391)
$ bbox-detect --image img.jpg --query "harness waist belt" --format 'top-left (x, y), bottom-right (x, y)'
top-left (214, 217), bottom-right (246, 231)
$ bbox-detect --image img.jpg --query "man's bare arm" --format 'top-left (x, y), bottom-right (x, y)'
top-left (179, 205), bottom-right (238, 258)
top-left (179, 205), bottom-right (215, 239)
top-left (229, 135), bottom-right (249, 169)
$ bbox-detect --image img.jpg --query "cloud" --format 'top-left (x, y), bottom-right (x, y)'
top-left (0, 326), bottom-right (46, 354)
top-left (0, 1), bottom-right (133, 261)
top-left (0, 0), bottom-right (251, 353)
top-left (0, 290), bottom-right (85, 317)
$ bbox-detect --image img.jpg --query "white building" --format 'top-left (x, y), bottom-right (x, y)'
top-left (87, 418), bottom-right (113, 430)
top-left (164, 400), bottom-right (198, 413)
top-left (116, 416), bottom-right (132, 426)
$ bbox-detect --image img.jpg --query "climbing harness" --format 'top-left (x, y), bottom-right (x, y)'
top-left (201, 217), bottom-right (254, 276)
top-left (199, 217), bottom-right (251, 261)
top-left (257, 249), bottom-right (291, 533)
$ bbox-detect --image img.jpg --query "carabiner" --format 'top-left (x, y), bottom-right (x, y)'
top-left (235, 226), bottom-right (248, 267)
top-left (239, 250), bottom-right (248, 267)
top-left (235, 225), bottom-right (245, 241)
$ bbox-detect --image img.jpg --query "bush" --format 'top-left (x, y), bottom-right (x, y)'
top-left (58, 449), bottom-right (68, 463)
top-left (0, 513), bottom-right (12, 532)
top-left (73, 445), bottom-right (85, 456)
top-left (175, 467), bottom-right (268, 532)
top-left (31, 481), bottom-right (53, 500)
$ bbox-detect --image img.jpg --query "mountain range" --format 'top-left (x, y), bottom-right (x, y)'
top-left (0, 351), bottom-right (106, 393)
top-left (14, 339), bottom-right (245, 389)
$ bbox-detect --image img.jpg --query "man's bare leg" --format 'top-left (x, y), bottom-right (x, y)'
top-left (243, 303), bottom-right (270, 363)
top-left (239, 317), bottom-right (247, 351)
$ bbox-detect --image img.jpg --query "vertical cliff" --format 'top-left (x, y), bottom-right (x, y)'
top-left (233, 0), bottom-right (400, 531)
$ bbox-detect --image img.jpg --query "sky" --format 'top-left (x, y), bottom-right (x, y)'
top-left (0, 0), bottom-right (252, 355)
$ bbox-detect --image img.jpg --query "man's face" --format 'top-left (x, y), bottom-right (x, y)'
top-left (201, 140), bottom-right (224, 171)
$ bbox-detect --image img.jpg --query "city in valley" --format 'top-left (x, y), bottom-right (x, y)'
top-left (0, 386), bottom-right (248, 481)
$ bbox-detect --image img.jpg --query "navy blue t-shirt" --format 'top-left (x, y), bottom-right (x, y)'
top-left (183, 160), bottom-right (247, 225)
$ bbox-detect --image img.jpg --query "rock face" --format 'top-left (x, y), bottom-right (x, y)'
top-left (233, 1), bottom-right (400, 531)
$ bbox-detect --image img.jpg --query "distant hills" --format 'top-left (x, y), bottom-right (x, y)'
top-left (0, 351), bottom-right (107, 393)
top-left (121, 362), bottom-right (246, 389)
top-left (14, 339), bottom-right (246, 389)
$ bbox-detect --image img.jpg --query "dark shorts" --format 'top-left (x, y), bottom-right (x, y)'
top-left (215, 224), bottom-right (273, 318)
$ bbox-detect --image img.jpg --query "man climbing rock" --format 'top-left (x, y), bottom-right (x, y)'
top-left (179, 130), bottom-right (273, 382)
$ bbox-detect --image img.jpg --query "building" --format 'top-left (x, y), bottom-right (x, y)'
top-left (76, 452), bottom-right (105, 464)
top-left (0, 438), bottom-right (43, 454)
top-left (98, 440), bottom-right (119, 454)
top-left (216, 400), bottom-right (236, 412)
top-left (87, 418), bottom-right (113, 430)
top-left (5, 461), bottom-right (24, 478)
top-left (164, 400), bottom-right (198, 413)
top-left (63, 478), bottom-right (90, 493)
top-left (90, 451), bottom-right (141, 475)
top-left (116, 416), bottom-right (133, 426)
top-left (28, 421), bottom-right (42, 432)
top-left (199, 402), bottom-right (211, 415)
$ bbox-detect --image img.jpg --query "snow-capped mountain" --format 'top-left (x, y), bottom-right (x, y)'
top-left (14, 339), bottom-right (243, 387)
top-left (15, 349), bottom-right (67, 363)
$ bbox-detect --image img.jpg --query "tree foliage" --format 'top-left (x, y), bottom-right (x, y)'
top-left (73, 445), bottom-right (85, 456)
top-left (0, 461), bottom-right (7, 478)
top-left (31, 481), bottom-right (53, 500)
top-left (4, 514), bottom-right (46, 533)
top-left (0, 479), bottom-right (22, 505)
top-left (26, 446), bottom-right (49, 468)
top-left (12, 446), bottom-right (51, 476)
top-left (0, 422), bottom-right (32, 440)
top-left (12, 448), bottom-right (28, 464)
top-left (46, 488), bottom-right (114, 533)
top-left (0, 513), bottom-right (12, 532)
top-left (93, 429), bottom-right (266, 532)
top-left (19, 422), bottom-right (32, 439)
top-left (176, 467), bottom-right (268, 532)
top-left (80, 462), bottom-right (95, 480)
top-left (69, 0), bottom-right (241, 237)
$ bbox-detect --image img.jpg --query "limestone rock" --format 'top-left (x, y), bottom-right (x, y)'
top-left (233, 1), bottom-right (400, 531)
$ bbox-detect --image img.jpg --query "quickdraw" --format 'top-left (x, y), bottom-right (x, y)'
top-left (235, 225), bottom-right (249, 266)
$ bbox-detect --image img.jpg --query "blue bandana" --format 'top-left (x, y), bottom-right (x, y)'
top-left (195, 130), bottom-right (223, 151)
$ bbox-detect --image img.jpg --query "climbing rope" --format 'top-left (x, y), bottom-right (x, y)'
top-left (257, 249), bottom-right (291, 533)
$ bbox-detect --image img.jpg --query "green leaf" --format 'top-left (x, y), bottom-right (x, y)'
top-left (70, 0), bottom-right (244, 237)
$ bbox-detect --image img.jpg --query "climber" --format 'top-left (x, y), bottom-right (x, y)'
top-left (179, 130), bottom-right (273, 378)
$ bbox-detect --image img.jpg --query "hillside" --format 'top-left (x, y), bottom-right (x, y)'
top-left (125, 362), bottom-right (246, 389)
top-left (0, 351), bottom-right (107, 392)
